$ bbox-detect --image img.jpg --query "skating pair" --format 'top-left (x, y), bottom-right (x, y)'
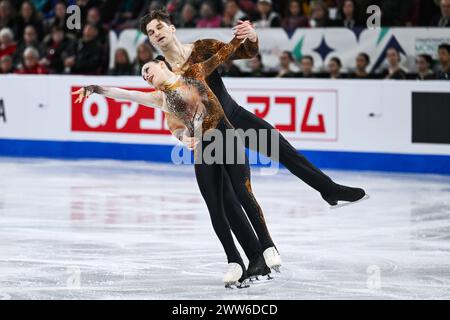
top-left (75, 9), bottom-right (368, 289)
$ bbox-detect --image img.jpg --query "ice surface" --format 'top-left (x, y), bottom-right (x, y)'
top-left (0, 157), bottom-right (449, 299)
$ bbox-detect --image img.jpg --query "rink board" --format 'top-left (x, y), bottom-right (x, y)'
top-left (0, 75), bottom-right (449, 174)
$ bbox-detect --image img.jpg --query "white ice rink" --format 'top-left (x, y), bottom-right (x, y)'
top-left (0, 157), bottom-right (449, 300)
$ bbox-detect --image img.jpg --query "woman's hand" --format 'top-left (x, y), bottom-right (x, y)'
top-left (72, 87), bottom-right (92, 104)
top-left (233, 20), bottom-right (257, 42)
top-left (182, 134), bottom-right (196, 150)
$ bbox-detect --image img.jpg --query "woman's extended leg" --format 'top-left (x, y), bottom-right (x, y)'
top-left (222, 170), bottom-right (262, 261)
top-left (194, 162), bottom-right (243, 266)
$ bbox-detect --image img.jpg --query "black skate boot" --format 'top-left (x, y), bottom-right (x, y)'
top-left (322, 183), bottom-right (368, 208)
top-left (247, 255), bottom-right (272, 281)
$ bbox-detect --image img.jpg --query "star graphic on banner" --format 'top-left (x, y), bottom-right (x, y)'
top-left (313, 36), bottom-right (335, 61)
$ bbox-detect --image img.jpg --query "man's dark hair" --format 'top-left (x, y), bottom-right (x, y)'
top-left (438, 43), bottom-right (450, 54)
top-left (152, 55), bottom-right (172, 71)
top-left (139, 9), bottom-right (172, 35)
top-left (301, 55), bottom-right (314, 65)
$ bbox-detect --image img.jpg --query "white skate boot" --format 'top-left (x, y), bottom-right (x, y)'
top-left (263, 247), bottom-right (282, 273)
top-left (223, 263), bottom-right (248, 289)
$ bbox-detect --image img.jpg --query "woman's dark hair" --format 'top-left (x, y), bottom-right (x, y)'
top-left (139, 8), bottom-right (172, 35)
top-left (330, 57), bottom-right (342, 68)
top-left (152, 55), bottom-right (172, 71)
top-left (358, 52), bottom-right (370, 65)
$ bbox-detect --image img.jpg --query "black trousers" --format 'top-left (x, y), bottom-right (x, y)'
top-left (194, 118), bottom-right (275, 264)
top-left (215, 106), bottom-right (337, 261)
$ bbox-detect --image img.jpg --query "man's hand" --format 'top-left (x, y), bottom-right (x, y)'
top-left (233, 20), bottom-right (257, 42)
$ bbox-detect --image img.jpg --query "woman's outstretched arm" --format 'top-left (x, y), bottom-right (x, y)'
top-left (72, 85), bottom-right (163, 108)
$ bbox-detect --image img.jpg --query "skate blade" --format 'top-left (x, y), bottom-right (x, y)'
top-left (225, 280), bottom-right (250, 289)
top-left (268, 265), bottom-right (281, 273)
top-left (330, 194), bottom-right (370, 210)
top-left (248, 274), bottom-right (274, 282)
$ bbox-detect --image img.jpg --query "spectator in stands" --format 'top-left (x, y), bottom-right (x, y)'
top-left (299, 55), bottom-right (315, 78)
top-left (281, 0), bottom-right (309, 33)
top-left (349, 52), bottom-right (370, 79)
top-left (310, 0), bottom-right (335, 27)
top-left (238, 0), bottom-right (257, 14)
top-left (108, 48), bottom-right (133, 75)
top-left (336, 0), bottom-right (362, 28)
top-left (431, 0), bottom-right (450, 27)
top-left (327, 57), bottom-right (343, 79)
top-left (277, 50), bottom-right (296, 78)
top-left (383, 47), bottom-right (407, 79)
top-left (415, 54), bottom-right (435, 80)
top-left (0, 27), bottom-right (16, 59)
top-left (132, 42), bottom-right (154, 75)
top-left (247, 53), bottom-right (266, 77)
top-left (196, 1), bottom-right (221, 28)
top-left (44, 1), bottom-right (68, 34)
top-left (86, 7), bottom-right (107, 44)
top-left (218, 59), bottom-right (242, 77)
top-left (178, 3), bottom-right (197, 28)
top-left (253, 0), bottom-right (281, 28)
top-left (15, 46), bottom-right (48, 74)
top-left (378, 0), bottom-right (412, 26)
top-left (222, 0), bottom-right (247, 27)
top-left (0, 53), bottom-right (13, 73)
top-left (63, 23), bottom-right (102, 75)
top-left (409, 0), bottom-right (441, 26)
top-left (42, 25), bottom-right (75, 73)
top-left (14, 1), bottom-right (44, 40)
top-left (436, 43), bottom-right (450, 79)
top-left (0, 0), bottom-right (15, 31)
top-left (110, 0), bottom-right (146, 32)
top-left (148, 0), bottom-right (165, 14)
top-left (14, 25), bottom-right (44, 64)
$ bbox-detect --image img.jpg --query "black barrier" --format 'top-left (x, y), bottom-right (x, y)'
top-left (412, 92), bottom-right (450, 144)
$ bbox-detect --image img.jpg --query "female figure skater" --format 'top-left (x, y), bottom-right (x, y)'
top-left (73, 36), bottom-right (280, 288)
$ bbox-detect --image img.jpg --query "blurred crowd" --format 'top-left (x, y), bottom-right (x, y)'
top-left (230, 45), bottom-right (449, 80)
top-left (0, 0), bottom-right (449, 79)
